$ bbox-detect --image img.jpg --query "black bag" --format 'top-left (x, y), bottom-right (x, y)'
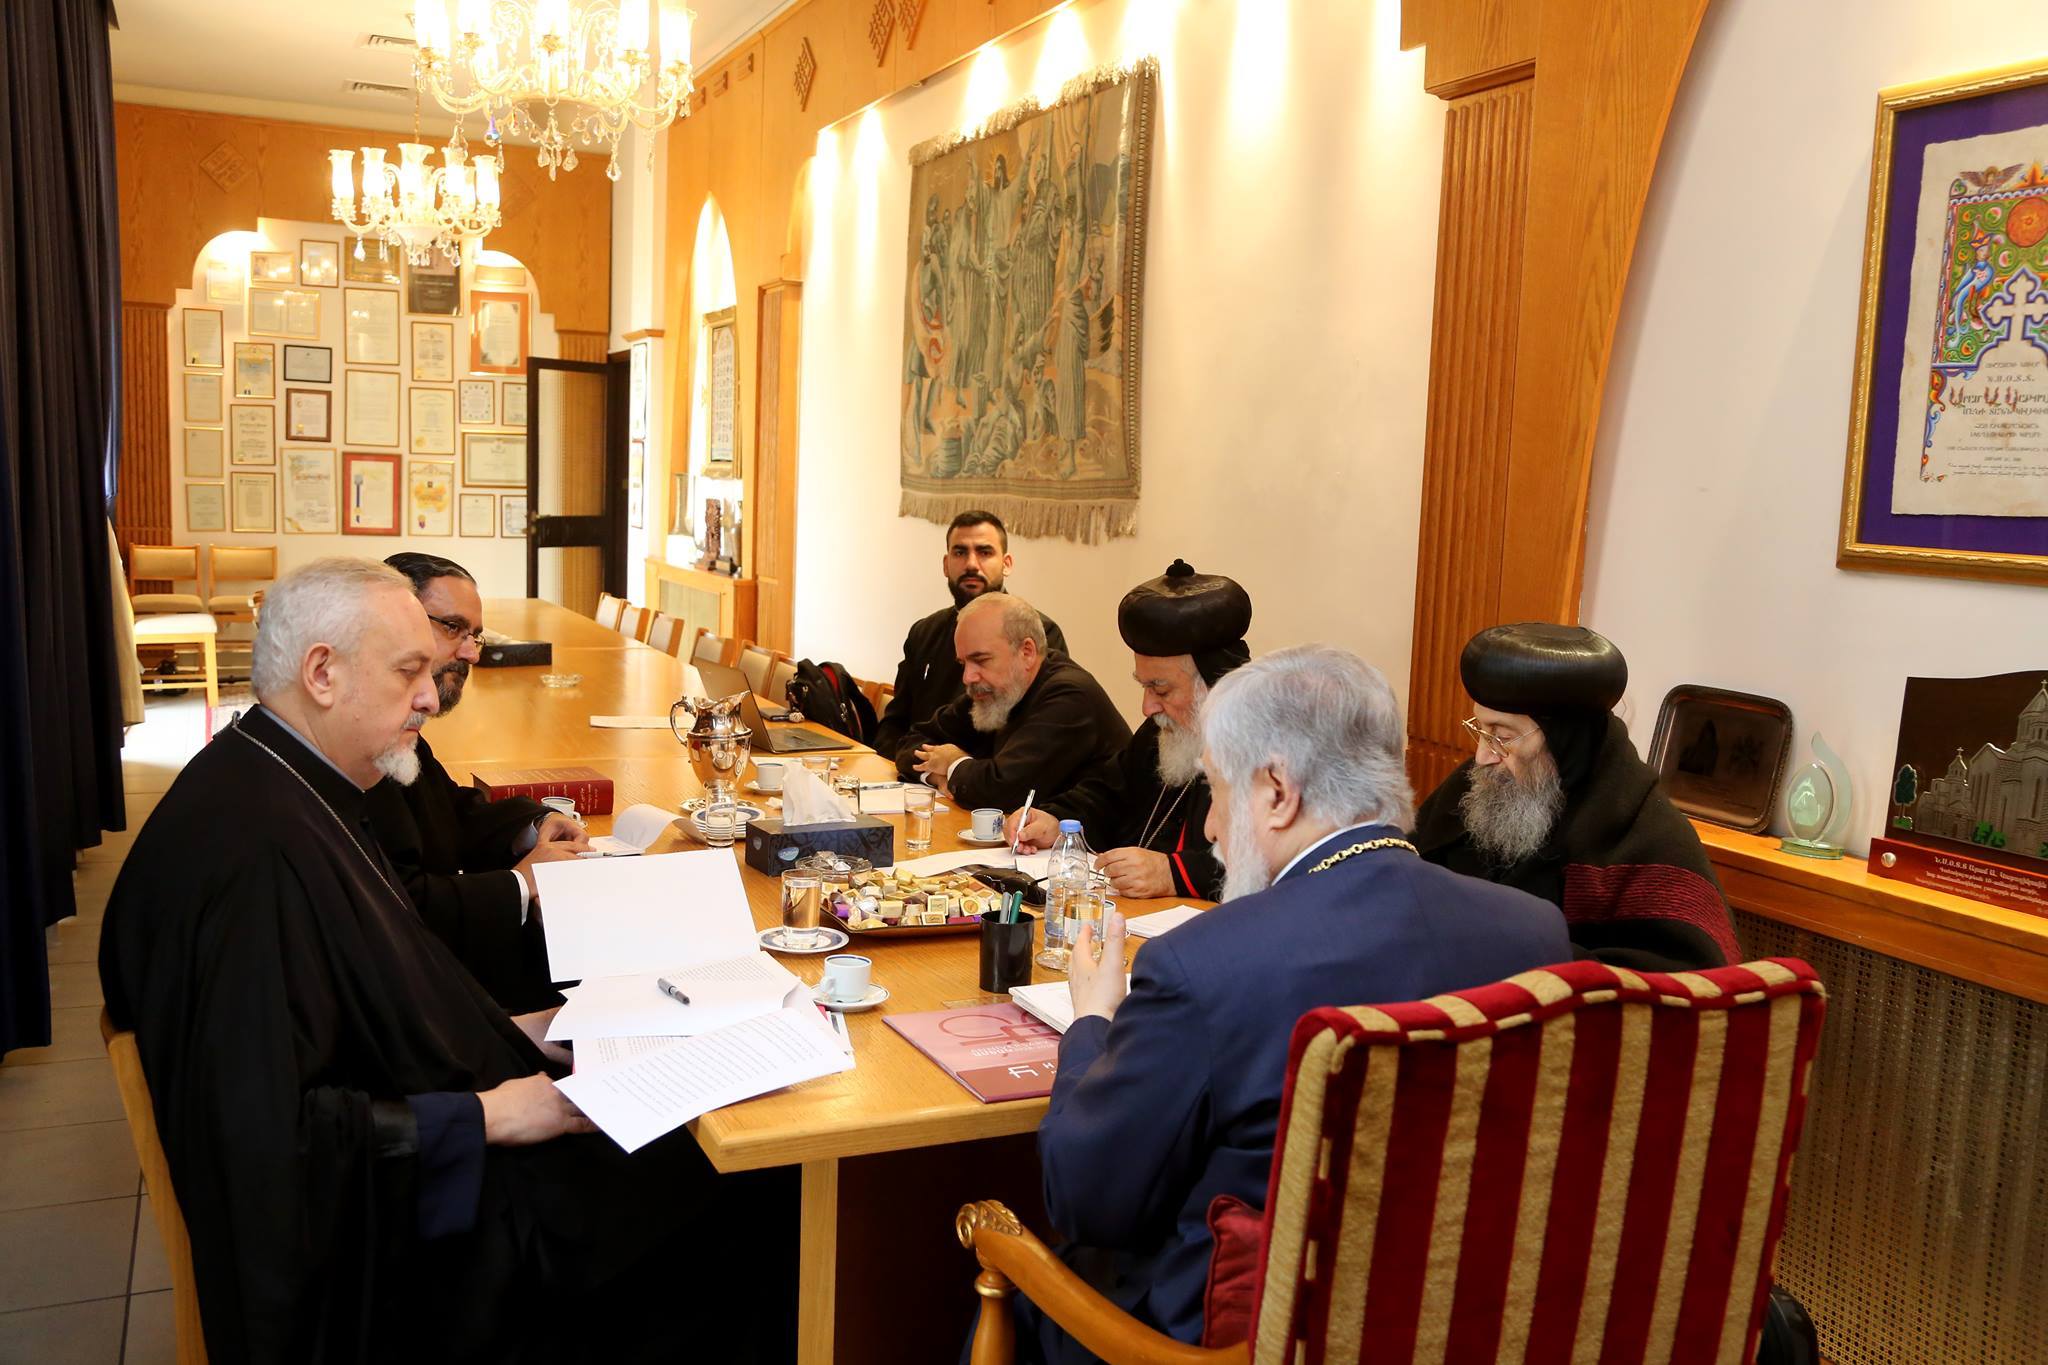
top-left (784, 660), bottom-right (878, 744)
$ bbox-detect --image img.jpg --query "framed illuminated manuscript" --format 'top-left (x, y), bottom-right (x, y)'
top-left (1841, 59), bottom-right (2048, 585)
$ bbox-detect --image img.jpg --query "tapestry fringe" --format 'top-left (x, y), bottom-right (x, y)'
top-left (898, 490), bottom-right (1139, 545)
top-left (908, 56), bottom-right (1160, 167)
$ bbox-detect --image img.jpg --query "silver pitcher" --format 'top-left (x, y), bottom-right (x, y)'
top-left (670, 693), bottom-right (754, 803)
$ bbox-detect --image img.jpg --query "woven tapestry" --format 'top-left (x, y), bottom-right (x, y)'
top-left (899, 58), bottom-right (1155, 544)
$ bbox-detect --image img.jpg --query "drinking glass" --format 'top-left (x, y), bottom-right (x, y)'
top-left (776, 868), bottom-right (825, 950)
top-left (903, 785), bottom-right (934, 853)
top-left (801, 753), bottom-right (831, 784)
top-left (700, 798), bottom-right (739, 848)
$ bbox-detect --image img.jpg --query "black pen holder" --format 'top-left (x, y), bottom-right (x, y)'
top-left (978, 911), bottom-right (1036, 994)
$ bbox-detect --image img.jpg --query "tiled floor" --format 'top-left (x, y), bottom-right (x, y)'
top-left (0, 694), bottom-right (211, 1364)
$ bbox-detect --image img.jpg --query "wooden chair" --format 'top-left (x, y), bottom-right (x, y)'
top-left (127, 545), bottom-right (206, 617)
top-left (767, 656), bottom-right (799, 704)
top-left (690, 628), bottom-right (726, 669)
top-left (958, 958), bottom-right (1827, 1365)
top-left (594, 592), bottom-right (627, 631)
top-left (102, 1011), bottom-right (209, 1365)
top-left (644, 611), bottom-right (687, 656)
top-left (205, 544), bottom-right (276, 629)
top-left (737, 641), bottom-right (781, 698)
top-left (873, 682), bottom-right (895, 717)
top-left (132, 612), bottom-right (219, 721)
top-left (616, 603), bottom-right (652, 643)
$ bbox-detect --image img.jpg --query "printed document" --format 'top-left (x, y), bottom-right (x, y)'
top-left (533, 849), bottom-right (757, 981)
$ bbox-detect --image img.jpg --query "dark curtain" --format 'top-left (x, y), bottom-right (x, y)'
top-left (0, 0), bottom-right (126, 1055)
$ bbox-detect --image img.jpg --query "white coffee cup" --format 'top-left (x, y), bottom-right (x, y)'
top-left (971, 807), bottom-right (1004, 840)
top-left (821, 953), bottom-right (872, 1004)
top-left (540, 795), bottom-right (579, 819)
top-left (753, 760), bottom-right (787, 792)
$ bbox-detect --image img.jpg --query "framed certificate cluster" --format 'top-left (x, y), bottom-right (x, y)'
top-left (343, 451), bottom-right (400, 534)
top-left (462, 431), bottom-right (525, 487)
top-left (470, 292), bottom-right (527, 374)
top-left (286, 388), bottom-right (330, 442)
top-left (229, 404), bottom-right (274, 466)
top-left (344, 288), bottom-right (399, 366)
top-left (283, 448), bottom-right (338, 533)
top-left (249, 287), bottom-right (320, 340)
top-left (409, 458), bottom-right (455, 536)
top-left (230, 471), bottom-right (277, 532)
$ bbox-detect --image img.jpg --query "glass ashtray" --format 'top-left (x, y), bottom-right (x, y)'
top-left (538, 673), bottom-right (583, 688)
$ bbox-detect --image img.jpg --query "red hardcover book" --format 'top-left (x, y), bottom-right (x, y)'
top-left (883, 1003), bottom-right (1061, 1103)
top-left (468, 764), bottom-right (616, 815)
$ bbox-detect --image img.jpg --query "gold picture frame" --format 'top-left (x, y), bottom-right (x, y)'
top-left (1839, 58), bottom-right (2048, 586)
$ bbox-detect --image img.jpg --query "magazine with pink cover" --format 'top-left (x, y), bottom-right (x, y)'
top-left (884, 1002), bottom-right (1061, 1102)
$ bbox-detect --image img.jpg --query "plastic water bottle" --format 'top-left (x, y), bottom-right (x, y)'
top-left (1035, 820), bottom-right (1093, 971)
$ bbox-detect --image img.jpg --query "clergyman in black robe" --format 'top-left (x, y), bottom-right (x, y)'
top-left (1022, 560), bottom-right (1255, 902)
top-left (99, 559), bottom-right (791, 1364)
top-left (1411, 622), bottom-right (1740, 972)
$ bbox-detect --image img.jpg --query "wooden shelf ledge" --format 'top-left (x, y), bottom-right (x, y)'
top-left (1695, 821), bottom-right (2048, 1005)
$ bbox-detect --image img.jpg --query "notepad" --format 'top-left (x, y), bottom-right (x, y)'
top-left (896, 848), bottom-right (1052, 880)
top-left (532, 850), bottom-right (758, 982)
top-left (1124, 905), bottom-right (1205, 939)
top-left (1008, 977), bottom-right (1132, 1034)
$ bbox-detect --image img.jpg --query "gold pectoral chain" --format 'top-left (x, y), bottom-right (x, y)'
top-left (1305, 837), bottom-right (1418, 875)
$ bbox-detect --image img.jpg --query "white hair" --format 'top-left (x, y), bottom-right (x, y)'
top-left (960, 591), bottom-right (1046, 654)
top-left (250, 558), bottom-right (413, 702)
top-left (1203, 645), bottom-right (1415, 830)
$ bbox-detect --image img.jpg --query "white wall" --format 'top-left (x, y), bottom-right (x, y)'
top-left (611, 124), bottom-right (672, 602)
top-left (792, 0), bottom-right (1444, 715)
top-left (1583, 0), bottom-right (2048, 851)
top-left (166, 217), bottom-right (558, 599)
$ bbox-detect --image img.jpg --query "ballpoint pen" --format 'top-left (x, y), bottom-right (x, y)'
top-left (1011, 787), bottom-right (1036, 867)
top-left (657, 977), bottom-right (692, 1006)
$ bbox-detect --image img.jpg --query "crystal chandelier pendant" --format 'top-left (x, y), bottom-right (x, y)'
top-left (327, 74), bottom-right (503, 267)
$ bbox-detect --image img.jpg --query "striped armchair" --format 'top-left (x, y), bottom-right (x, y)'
top-left (959, 958), bottom-right (1825, 1365)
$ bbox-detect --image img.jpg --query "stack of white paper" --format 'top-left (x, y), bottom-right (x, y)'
top-left (532, 849), bottom-right (757, 982)
top-left (578, 802), bottom-right (684, 857)
top-left (547, 953), bottom-right (798, 1041)
top-left (1125, 905), bottom-right (1206, 939)
top-left (896, 848), bottom-right (1052, 880)
top-left (1007, 977), bottom-right (1130, 1034)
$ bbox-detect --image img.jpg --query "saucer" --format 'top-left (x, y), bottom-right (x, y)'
top-left (813, 983), bottom-right (890, 1012)
top-left (744, 781), bottom-right (785, 796)
top-left (759, 926), bottom-right (850, 955)
top-left (957, 830), bottom-right (1010, 845)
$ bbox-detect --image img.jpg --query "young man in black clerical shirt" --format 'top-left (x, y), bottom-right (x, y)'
top-left (871, 510), bottom-right (1068, 758)
top-left (901, 592), bottom-right (1127, 811)
top-left (368, 552), bottom-right (587, 1010)
top-left (99, 559), bottom-right (792, 1365)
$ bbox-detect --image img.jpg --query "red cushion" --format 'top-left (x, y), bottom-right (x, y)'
top-left (1202, 1193), bottom-right (1263, 1348)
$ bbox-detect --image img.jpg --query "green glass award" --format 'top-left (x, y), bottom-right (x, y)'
top-left (1779, 732), bottom-right (1852, 859)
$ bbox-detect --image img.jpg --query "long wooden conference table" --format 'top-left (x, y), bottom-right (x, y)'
top-left (441, 600), bottom-right (1189, 1364)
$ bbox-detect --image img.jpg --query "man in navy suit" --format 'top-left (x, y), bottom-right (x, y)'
top-left (1014, 646), bottom-right (1570, 1361)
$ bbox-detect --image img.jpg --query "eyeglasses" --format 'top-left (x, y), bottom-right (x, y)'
top-left (426, 612), bottom-right (485, 645)
top-left (1461, 715), bottom-right (1533, 759)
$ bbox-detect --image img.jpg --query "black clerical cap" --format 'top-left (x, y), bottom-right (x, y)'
top-left (1118, 560), bottom-right (1253, 685)
top-left (1460, 623), bottom-right (1626, 715)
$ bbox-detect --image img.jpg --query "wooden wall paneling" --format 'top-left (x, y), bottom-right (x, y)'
top-left (116, 303), bottom-right (173, 580)
top-left (1404, 82), bottom-right (1533, 797)
top-left (754, 281), bottom-right (803, 653)
top-left (1410, 0), bottom-right (1537, 97)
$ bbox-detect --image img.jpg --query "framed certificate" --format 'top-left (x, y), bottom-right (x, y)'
top-left (299, 239), bottom-right (340, 288)
top-left (344, 369), bottom-right (400, 447)
top-left (233, 342), bottom-right (274, 398)
top-left (470, 291), bottom-right (528, 374)
top-left (411, 320), bottom-right (455, 382)
top-left (409, 458), bottom-right (455, 536)
top-left (183, 308), bottom-right (224, 369)
top-left (501, 380), bottom-right (528, 428)
top-left (459, 492), bottom-right (496, 537)
top-left (462, 431), bottom-right (525, 487)
top-left (249, 287), bottom-right (321, 340)
top-left (229, 403), bottom-right (275, 466)
top-left (183, 427), bottom-right (224, 479)
top-left (186, 482), bottom-right (226, 533)
top-left (408, 387), bottom-right (456, 454)
top-left (249, 250), bottom-right (294, 285)
top-left (458, 379), bottom-right (495, 425)
top-left (500, 494), bottom-right (528, 538)
top-left (286, 387), bottom-right (331, 442)
top-left (344, 288), bottom-right (400, 365)
top-left (407, 262), bottom-right (460, 316)
top-left (342, 451), bottom-right (401, 534)
top-left (229, 471), bottom-right (277, 533)
top-left (282, 344), bottom-right (332, 384)
top-left (283, 448), bottom-right (338, 534)
top-left (204, 260), bottom-right (241, 304)
top-left (184, 372), bottom-right (223, 424)
top-left (343, 236), bottom-right (401, 284)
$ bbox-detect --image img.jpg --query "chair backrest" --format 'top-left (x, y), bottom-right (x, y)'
top-left (767, 656), bottom-right (799, 704)
top-left (101, 1011), bottom-right (210, 1364)
top-left (645, 612), bottom-right (686, 656)
top-left (691, 628), bottom-right (726, 668)
top-left (737, 642), bottom-right (778, 697)
top-left (129, 545), bottom-right (202, 596)
top-left (594, 592), bottom-right (627, 631)
top-left (616, 603), bottom-right (651, 642)
top-left (1246, 958), bottom-right (1825, 1365)
top-left (207, 544), bottom-right (276, 587)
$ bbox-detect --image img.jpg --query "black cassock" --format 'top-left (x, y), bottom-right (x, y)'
top-left (362, 734), bottom-right (557, 1011)
top-left (99, 706), bottom-right (792, 1364)
top-left (870, 601), bottom-right (1069, 760)
top-left (899, 651), bottom-right (1130, 811)
top-left (1041, 719), bottom-right (1222, 901)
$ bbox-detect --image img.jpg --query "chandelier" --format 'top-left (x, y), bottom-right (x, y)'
top-left (412, 0), bottom-right (697, 182)
top-left (329, 85), bottom-right (502, 266)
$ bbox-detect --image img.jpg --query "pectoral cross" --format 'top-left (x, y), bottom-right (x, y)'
top-left (1981, 269), bottom-right (2048, 345)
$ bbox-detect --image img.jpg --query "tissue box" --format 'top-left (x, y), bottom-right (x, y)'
top-left (744, 816), bottom-right (896, 874)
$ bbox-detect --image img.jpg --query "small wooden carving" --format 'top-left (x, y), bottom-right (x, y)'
top-left (868, 0), bottom-right (895, 65)
top-left (199, 141), bottom-right (251, 192)
top-left (794, 36), bottom-right (818, 111)
top-left (899, 0), bottom-right (927, 49)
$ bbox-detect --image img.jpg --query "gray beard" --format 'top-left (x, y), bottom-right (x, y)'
top-left (435, 662), bottom-right (469, 714)
top-left (967, 680), bottom-right (1025, 733)
top-left (375, 741), bottom-right (422, 787)
top-left (1458, 758), bottom-right (1565, 866)
top-left (1155, 717), bottom-right (1203, 787)
top-left (1213, 797), bottom-right (1272, 902)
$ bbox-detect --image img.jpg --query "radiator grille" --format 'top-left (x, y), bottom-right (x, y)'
top-left (1735, 911), bottom-right (2048, 1364)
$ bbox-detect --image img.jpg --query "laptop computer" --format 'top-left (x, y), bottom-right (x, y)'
top-left (694, 659), bottom-right (852, 753)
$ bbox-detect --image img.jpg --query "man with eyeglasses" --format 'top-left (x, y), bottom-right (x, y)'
top-left (1410, 623), bottom-right (1740, 972)
top-left (364, 553), bottom-right (588, 1008)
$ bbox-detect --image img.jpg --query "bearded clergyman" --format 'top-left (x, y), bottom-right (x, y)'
top-left (1009, 560), bottom-right (1250, 900)
top-left (1411, 622), bottom-right (1740, 972)
top-left (901, 591), bottom-right (1128, 810)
